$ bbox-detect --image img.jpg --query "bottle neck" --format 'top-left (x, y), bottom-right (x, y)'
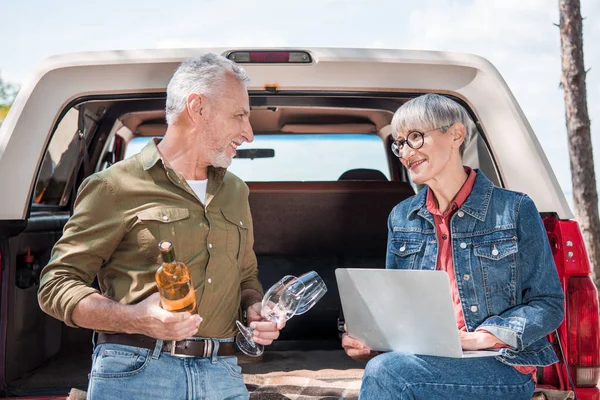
top-left (160, 248), bottom-right (176, 264)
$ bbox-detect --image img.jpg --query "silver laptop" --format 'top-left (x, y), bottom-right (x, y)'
top-left (335, 268), bottom-right (500, 358)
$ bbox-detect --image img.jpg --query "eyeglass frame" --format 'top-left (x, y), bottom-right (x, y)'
top-left (391, 125), bottom-right (451, 158)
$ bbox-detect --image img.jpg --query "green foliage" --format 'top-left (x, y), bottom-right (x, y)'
top-left (0, 74), bottom-right (18, 106)
top-left (0, 72), bottom-right (18, 125)
top-left (0, 104), bottom-right (9, 120)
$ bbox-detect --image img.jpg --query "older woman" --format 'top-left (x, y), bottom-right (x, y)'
top-left (342, 94), bottom-right (564, 400)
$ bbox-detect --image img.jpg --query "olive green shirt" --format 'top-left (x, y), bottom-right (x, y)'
top-left (38, 139), bottom-right (263, 338)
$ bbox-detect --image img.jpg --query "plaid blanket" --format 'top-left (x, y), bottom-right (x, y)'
top-left (240, 350), bottom-right (365, 400)
top-left (246, 371), bottom-right (362, 400)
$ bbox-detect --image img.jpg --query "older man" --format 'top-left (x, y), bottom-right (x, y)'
top-left (38, 54), bottom-right (280, 399)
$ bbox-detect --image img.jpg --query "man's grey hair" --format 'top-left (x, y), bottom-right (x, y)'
top-left (165, 53), bottom-right (250, 125)
top-left (391, 94), bottom-right (476, 157)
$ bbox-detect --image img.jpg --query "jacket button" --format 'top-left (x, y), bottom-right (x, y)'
top-left (208, 243), bottom-right (213, 249)
top-left (400, 246), bottom-right (406, 252)
top-left (240, 221), bottom-right (244, 226)
top-left (470, 306), bottom-right (478, 312)
top-left (162, 215), bottom-right (169, 221)
top-left (463, 274), bottom-right (470, 281)
top-left (460, 242), bottom-right (467, 249)
top-left (457, 211), bottom-right (465, 217)
top-left (492, 248), bottom-right (499, 256)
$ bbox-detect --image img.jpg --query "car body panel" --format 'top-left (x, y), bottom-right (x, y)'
top-left (0, 47), bottom-right (571, 220)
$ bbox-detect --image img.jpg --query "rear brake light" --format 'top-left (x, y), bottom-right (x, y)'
top-left (543, 217), bottom-right (600, 389)
top-left (567, 276), bottom-right (600, 387)
top-left (226, 51), bottom-right (312, 63)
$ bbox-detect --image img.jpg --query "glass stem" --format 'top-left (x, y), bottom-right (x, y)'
top-left (236, 320), bottom-right (257, 348)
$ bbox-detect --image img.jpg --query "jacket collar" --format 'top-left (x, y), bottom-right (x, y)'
top-left (407, 169), bottom-right (494, 222)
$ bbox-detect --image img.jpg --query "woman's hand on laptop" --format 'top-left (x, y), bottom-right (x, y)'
top-left (459, 330), bottom-right (506, 350)
top-left (341, 324), bottom-right (379, 360)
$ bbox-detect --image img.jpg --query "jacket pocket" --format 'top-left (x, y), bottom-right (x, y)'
top-left (135, 207), bottom-right (193, 263)
top-left (389, 240), bottom-right (424, 270)
top-left (473, 239), bottom-right (518, 261)
top-left (221, 208), bottom-right (249, 266)
top-left (474, 238), bottom-right (518, 312)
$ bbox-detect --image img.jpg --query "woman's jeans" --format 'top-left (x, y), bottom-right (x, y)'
top-left (87, 338), bottom-right (248, 400)
top-left (360, 352), bottom-right (535, 400)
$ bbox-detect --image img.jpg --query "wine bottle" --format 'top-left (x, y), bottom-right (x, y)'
top-left (155, 240), bottom-right (196, 314)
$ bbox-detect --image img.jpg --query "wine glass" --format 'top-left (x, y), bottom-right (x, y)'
top-left (235, 275), bottom-right (305, 357)
top-left (294, 271), bottom-right (328, 315)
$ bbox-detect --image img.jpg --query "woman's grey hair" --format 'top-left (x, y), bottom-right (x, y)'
top-left (391, 94), bottom-right (476, 157)
top-left (165, 54), bottom-right (250, 125)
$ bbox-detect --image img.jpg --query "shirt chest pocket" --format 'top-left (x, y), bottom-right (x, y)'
top-left (389, 240), bottom-right (424, 270)
top-left (473, 238), bottom-right (518, 294)
top-left (135, 207), bottom-right (194, 264)
top-left (221, 208), bottom-right (249, 266)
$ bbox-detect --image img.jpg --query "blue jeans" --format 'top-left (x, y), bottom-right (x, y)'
top-left (360, 352), bottom-right (535, 400)
top-left (86, 338), bottom-right (248, 400)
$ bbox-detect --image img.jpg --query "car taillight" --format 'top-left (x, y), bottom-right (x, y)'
top-left (567, 276), bottom-right (600, 387)
top-left (543, 217), bottom-right (600, 389)
top-left (226, 50), bottom-right (312, 63)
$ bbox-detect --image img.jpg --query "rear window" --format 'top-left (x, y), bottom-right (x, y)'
top-left (125, 134), bottom-right (390, 182)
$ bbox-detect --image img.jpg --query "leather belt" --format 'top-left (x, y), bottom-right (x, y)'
top-left (96, 333), bottom-right (235, 358)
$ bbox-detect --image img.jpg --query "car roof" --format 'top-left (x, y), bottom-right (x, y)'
top-left (0, 47), bottom-right (572, 220)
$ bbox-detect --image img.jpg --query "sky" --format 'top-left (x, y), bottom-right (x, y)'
top-left (1, 0), bottom-right (599, 208)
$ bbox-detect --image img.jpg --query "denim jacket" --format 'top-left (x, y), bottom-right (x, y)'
top-left (386, 171), bottom-right (564, 366)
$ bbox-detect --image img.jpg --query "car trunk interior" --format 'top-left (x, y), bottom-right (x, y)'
top-left (1, 92), bottom-right (501, 397)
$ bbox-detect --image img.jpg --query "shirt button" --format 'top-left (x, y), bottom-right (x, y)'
top-left (208, 278), bottom-right (212, 283)
top-left (441, 234), bottom-right (448, 240)
top-left (162, 215), bottom-right (169, 221)
top-left (458, 211), bottom-right (465, 217)
top-left (463, 274), bottom-right (470, 281)
top-left (240, 221), bottom-right (244, 226)
top-left (460, 242), bottom-right (467, 249)
top-left (208, 243), bottom-right (213, 249)
top-left (470, 306), bottom-right (478, 312)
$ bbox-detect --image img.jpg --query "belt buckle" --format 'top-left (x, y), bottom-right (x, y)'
top-left (169, 340), bottom-right (195, 358)
top-left (169, 339), bottom-right (213, 358)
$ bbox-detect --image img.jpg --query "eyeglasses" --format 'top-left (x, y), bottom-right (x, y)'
top-left (391, 125), bottom-right (449, 158)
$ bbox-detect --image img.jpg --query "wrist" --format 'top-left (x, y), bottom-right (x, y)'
top-left (478, 331), bottom-right (502, 348)
top-left (123, 302), bottom-right (143, 334)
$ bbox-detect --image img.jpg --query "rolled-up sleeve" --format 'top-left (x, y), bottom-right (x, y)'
top-left (38, 174), bottom-right (125, 327)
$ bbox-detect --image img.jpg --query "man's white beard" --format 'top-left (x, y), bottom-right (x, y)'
top-left (211, 150), bottom-right (233, 168)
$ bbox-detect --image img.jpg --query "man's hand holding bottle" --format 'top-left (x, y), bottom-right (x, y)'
top-left (130, 292), bottom-right (202, 341)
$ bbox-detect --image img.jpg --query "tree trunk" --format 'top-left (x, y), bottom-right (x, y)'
top-left (559, 0), bottom-right (600, 289)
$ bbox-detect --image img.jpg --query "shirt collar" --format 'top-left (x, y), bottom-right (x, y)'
top-left (140, 138), bottom-right (162, 171)
top-left (408, 167), bottom-right (493, 222)
top-left (425, 167), bottom-right (476, 217)
top-left (139, 138), bottom-right (227, 198)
